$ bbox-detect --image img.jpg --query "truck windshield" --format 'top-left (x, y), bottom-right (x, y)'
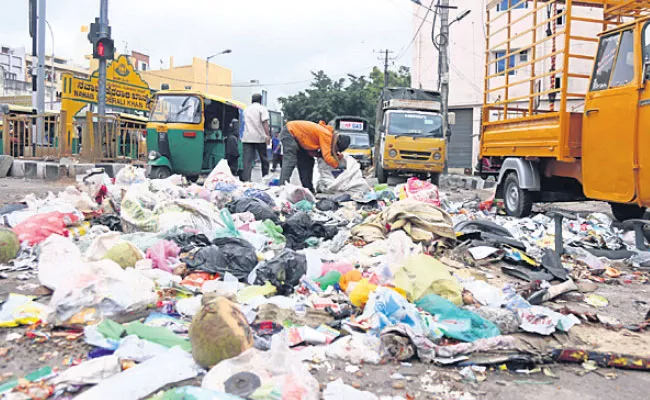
top-left (150, 95), bottom-right (202, 124)
top-left (387, 112), bottom-right (442, 137)
top-left (346, 133), bottom-right (370, 148)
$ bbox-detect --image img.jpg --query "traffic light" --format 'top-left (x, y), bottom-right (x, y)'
top-left (93, 37), bottom-right (114, 60)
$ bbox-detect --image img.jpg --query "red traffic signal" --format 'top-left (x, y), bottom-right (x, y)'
top-left (93, 37), bottom-right (114, 60)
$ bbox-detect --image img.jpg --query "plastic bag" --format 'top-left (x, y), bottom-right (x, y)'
top-left (404, 177), bottom-right (440, 206)
top-left (416, 293), bottom-right (501, 342)
top-left (52, 355), bottom-right (121, 386)
top-left (12, 211), bottom-right (80, 245)
top-left (282, 212), bottom-right (337, 250)
top-left (214, 209), bottom-right (241, 239)
top-left (181, 237), bottom-right (258, 281)
top-left (0, 293), bottom-right (50, 327)
top-left (323, 379), bottom-right (378, 400)
top-left (227, 197), bottom-right (279, 223)
top-left (243, 188), bottom-right (275, 206)
top-left (115, 165), bottom-right (146, 186)
top-left (349, 279), bottom-right (377, 308)
top-left (202, 334), bottom-right (319, 400)
top-left (248, 249), bottom-right (306, 295)
top-left (146, 240), bottom-right (181, 273)
top-left (293, 200), bottom-right (314, 212)
top-left (204, 159), bottom-right (239, 191)
top-left (392, 254), bottom-right (462, 305)
top-left (255, 220), bottom-right (285, 244)
top-left (316, 155), bottom-right (370, 195)
top-left (325, 333), bottom-right (382, 365)
top-left (283, 183), bottom-right (316, 204)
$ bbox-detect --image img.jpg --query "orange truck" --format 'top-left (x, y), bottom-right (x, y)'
top-left (480, 0), bottom-right (650, 220)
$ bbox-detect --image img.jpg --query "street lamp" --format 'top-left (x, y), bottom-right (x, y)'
top-left (205, 49), bottom-right (232, 93)
top-left (449, 9), bottom-right (471, 27)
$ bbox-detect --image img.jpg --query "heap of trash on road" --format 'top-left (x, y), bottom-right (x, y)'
top-left (1, 158), bottom-right (649, 400)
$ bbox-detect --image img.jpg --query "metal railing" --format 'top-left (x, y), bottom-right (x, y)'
top-left (482, 0), bottom-right (649, 124)
top-left (78, 112), bottom-right (147, 163)
top-left (1, 113), bottom-right (64, 159)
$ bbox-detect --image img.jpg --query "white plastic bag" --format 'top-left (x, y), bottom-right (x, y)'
top-left (53, 355), bottom-right (121, 386)
top-left (323, 379), bottom-right (378, 400)
top-left (325, 333), bottom-right (383, 365)
top-left (317, 155), bottom-right (370, 194)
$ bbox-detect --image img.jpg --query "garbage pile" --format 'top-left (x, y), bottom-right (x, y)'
top-left (1, 161), bottom-right (649, 399)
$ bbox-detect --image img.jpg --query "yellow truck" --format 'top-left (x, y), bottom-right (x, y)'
top-left (374, 88), bottom-right (448, 185)
top-left (480, 0), bottom-right (650, 221)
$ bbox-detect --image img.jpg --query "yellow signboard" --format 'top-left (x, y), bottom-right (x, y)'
top-left (60, 54), bottom-right (152, 142)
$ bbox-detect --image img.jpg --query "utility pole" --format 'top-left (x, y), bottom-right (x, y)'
top-left (97, 0), bottom-right (109, 117)
top-left (439, 0), bottom-right (450, 143)
top-left (375, 49), bottom-right (394, 88)
top-left (36, 0), bottom-right (46, 143)
top-left (29, 0), bottom-right (37, 110)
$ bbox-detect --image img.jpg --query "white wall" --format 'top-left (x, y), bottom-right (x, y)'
top-left (411, 1), bottom-right (603, 111)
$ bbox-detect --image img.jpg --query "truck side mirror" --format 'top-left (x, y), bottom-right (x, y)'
top-left (645, 60), bottom-right (650, 81)
top-left (379, 124), bottom-right (386, 132)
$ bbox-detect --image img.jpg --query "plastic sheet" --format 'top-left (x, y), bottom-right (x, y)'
top-left (76, 347), bottom-right (201, 400)
top-left (416, 293), bottom-right (501, 343)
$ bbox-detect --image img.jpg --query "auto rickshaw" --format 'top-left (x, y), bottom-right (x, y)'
top-left (331, 116), bottom-right (373, 169)
top-left (146, 90), bottom-right (246, 179)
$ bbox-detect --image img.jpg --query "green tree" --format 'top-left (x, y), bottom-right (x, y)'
top-left (278, 66), bottom-right (411, 123)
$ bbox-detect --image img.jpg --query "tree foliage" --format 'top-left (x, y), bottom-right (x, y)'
top-left (278, 66), bottom-right (411, 124)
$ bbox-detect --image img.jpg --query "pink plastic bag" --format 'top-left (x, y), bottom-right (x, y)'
top-left (145, 240), bottom-right (181, 273)
top-left (321, 261), bottom-right (354, 277)
top-left (405, 177), bottom-right (440, 206)
top-left (13, 212), bottom-right (80, 245)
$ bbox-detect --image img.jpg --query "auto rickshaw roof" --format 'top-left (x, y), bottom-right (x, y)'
top-left (154, 90), bottom-right (247, 110)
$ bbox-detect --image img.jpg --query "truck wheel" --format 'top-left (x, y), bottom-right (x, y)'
top-left (610, 203), bottom-right (647, 221)
top-left (503, 172), bottom-right (533, 218)
top-left (376, 163), bottom-right (388, 184)
top-left (430, 173), bottom-right (440, 186)
top-left (150, 166), bottom-right (171, 179)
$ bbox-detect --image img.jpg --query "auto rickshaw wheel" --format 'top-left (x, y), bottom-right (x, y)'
top-left (150, 166), bottom-right (171, 179)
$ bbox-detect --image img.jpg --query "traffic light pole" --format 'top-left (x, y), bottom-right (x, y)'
top-left (36, 0), bottom-right (46, 144)
top-left (440, 0), bottom-right (450, 173)
top-left (97, 0), bottom-right (108, 117)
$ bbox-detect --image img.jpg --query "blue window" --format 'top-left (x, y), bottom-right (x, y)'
top-left (497, 0), bottom-right (527, 12)
top-left (495, 51), bottom-right (516, 75)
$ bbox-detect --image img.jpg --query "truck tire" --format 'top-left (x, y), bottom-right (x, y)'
top-left (430, 173), bottom-right (440, 186)
top-left (376, 163), bottom-right (388, 184)
top-left (150, 166), bottom-right (171, 179)
top-left (610, 203), bottom-right (647, 221)
top-left (503, 172), bottom-right (533, 218)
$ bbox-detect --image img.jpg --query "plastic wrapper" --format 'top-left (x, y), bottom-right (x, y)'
top-left (0, 293), bottom-right (50, 327)
top-left (248, 249), bottom-right (306, 295)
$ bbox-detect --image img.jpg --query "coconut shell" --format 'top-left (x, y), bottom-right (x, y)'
top-left (189, 295), bottom-right (253, 369)
top-left (102, 242), bottom-right (143, 269)
top-left (0, 228), bottom-right (20, 264)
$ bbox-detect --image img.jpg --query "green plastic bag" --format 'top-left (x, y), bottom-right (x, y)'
top-left (214, 209), bottom-right (241, 239)
top-left (415, 294), bottom-right (500, 343)
top-left (294, 200), bottom-right (314, 212)
top-left (259, 219), bottom-right (285, 243)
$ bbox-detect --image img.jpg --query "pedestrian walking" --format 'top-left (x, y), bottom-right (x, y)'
top-left (271, 132), bottom-right (283, 172)
top-left (225, 119), bottom-right (241, 177)
top-left (279, 120), bottom-right (351, 193)
top-left (241, 93), bottom-right (270, 181)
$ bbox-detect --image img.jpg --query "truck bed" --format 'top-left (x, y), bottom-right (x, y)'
top-left (481, 111), bottom-right (583, 161)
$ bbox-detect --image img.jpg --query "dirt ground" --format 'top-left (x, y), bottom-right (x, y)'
top-left (1, 177), bottom-right (650, 399)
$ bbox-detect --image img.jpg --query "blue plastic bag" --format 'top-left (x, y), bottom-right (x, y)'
top-left (416, 294), bottom-right (500, 342)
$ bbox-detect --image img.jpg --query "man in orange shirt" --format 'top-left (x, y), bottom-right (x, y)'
top-left (279, 120), bottom-right (351, 192)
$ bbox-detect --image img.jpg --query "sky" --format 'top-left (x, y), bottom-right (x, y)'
top-left (3, 0), bottom-right (417, 108)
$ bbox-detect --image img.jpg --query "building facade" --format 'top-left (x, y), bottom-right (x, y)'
top-left (140, 56), bottom-right (232, 99)
top-left (411, 0), bottom-right (603, 171)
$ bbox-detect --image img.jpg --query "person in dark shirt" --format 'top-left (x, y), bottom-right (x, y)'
top-left (225, 119), bottom-right (241, 177)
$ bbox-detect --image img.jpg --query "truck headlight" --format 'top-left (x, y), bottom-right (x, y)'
top-left (389, 149), bottom-right (398, 158)
top-left (433, 152), bottom-right (441, 160)
top-left (148, 150), bottom-right (160, 161)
